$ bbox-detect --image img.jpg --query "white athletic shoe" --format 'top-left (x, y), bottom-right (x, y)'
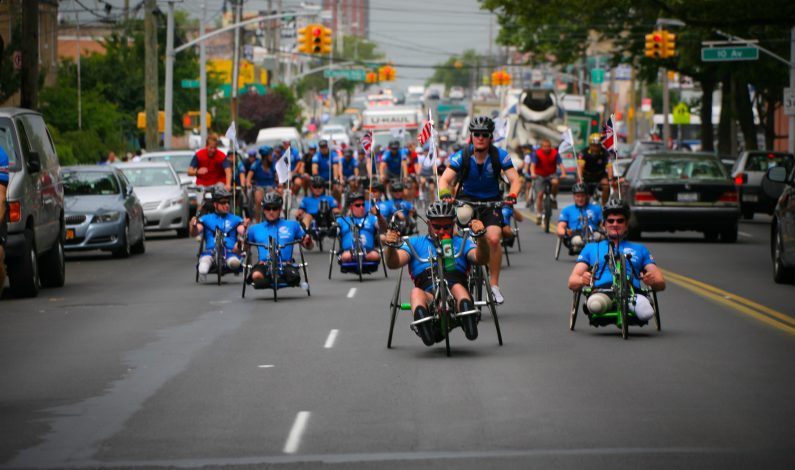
top-left (491, 285), bottom-right (504, 305)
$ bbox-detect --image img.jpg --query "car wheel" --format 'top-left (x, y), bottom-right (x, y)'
top-left (772, 223), bottom-right (795, 283)
top-left (720, 223), bottom-right (738, 243)
top-left (113, 222), bottom-right (131, 258)
top-left (131, 230), bottom-right (146, 255)
top-left (742, 208), bottom-right (754, 220)
top-left (39, 235), bottom-right (66, 288)
top-left (8, 229), bottom-right (41, 298)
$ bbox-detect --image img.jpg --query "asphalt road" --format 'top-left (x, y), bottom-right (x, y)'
top-left (1, 200), bottom-right (794, 469)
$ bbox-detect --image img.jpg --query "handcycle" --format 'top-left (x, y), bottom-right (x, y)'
top-left (306, 199), bottom-right (336, 253)
top-left (327, 216), bottom-right (388, 282)
top-left (568, 243), bottom-right (661, 339)
top-left (386, 228), bottom-right (503, 356)
top-left (555, 212), bottom-right (601, 261)
top-left (241, 237), bottom-right (310, 302)
top-left (195, 225), bottom-right (244, 285)
top-left (500, 204), bottom-right (522, 267)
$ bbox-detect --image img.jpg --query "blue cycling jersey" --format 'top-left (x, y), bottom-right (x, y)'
top-left (339, 156), bottom-right (358, 178)
top-left (337, 214), bottom-right (378, 252)
top-left (312, 150), bottom-right (339, 181)
top-left (577, 240), bottom-right (655, 290)
top-left (365, 199), bottom-right (395, 219)
top-left (200, 212), bottom-right (243, 252)
top-left (250, 159), bottom-right (276, 187)
top-left (391, 198), bottom-right (414, 215)
top-left (381, 149), bottom-right (407, 176)
top-left (501, 206), bottom-right (513, 226)
top-left (247, 218), bottom-right (305, 264)
top-left (400, 235), bottom-right (475, 278)
top-left (448, 145), bottom-right (513, 200)
top-left (559, 203), bottom-right (602, 232)
top-left (299, 194), bottom-right (338, 215)
top-left (0, 146), bottom-right (9, 185)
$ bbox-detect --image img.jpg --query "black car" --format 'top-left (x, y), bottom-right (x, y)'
top-left (618, 152), bottom-right (740, 242)
top-left (762, 166), bottom-right (795, 283)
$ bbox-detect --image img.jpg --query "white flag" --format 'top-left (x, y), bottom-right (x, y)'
top-left (390, 127), bottom-right (405, 139)
top-left (558, 128), bottom-right (575, 155)
top-left (224, 121), bottom-right (236, 141)
top-left (493, 117), bottom-right (509, 142)
top-left (275, 145), bottom-right (290, 184)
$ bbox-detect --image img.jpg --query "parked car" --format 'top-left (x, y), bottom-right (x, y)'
top-left (618, 152), bottom-right (740, 242)
top-left (1, 108), bottom-right (65, 297)
top-left (62, 165), bottom-right (146, 257)
top-left (762, 166), bottom-right (795, 283)
top-left (140, 150), bottom-right (199, 215)
top-left (731, 150), bottom-right (794, 219)
top-left (116, 162), bottom-right (190, 237)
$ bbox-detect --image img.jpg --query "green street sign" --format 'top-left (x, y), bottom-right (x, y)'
top-left (591, 69), bottom-right (605, 85)
top-left (181, 79), bottom-right (200, 89)
top-left (701, 47), bottom-right (759, 62)
top-left (323, 69), bottom-right (366, 81)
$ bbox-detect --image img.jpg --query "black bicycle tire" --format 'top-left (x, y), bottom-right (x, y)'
top-left (215, 234), bottom-right (223, 286)
top-left (619, 255), bottom-right (629, 340)
top-left (555, 236), bottom-right (562, 260)
top-left (328, 235), bottom-right (336, 280)
top-left (543, 193), bottom-right (552, 233)
top-left (484, 277), bottom-right (503, 345)
top-left (387, 267), bottom-right (403, 348)
top-left (270, 240), bottom-right (279, 303)
top-left (299, 246), bottom-right (311, 297)
top-left (503, 242), bottom-right (510, 266)
top-left (652, 290), bottom-right (661, 331)
top-left (514, 218), bottom-right (522, 252)
top-left (569, 290), bottom-right (580, 331)
top-left (241, 261), bottom-right (248, 298)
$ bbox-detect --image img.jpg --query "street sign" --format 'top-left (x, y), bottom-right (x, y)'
top-left (672, 102), bottom-right (691, 125)
top-left (701, 46), bottom-right (759, 62)
top-left (181, 79), bottom-right (199, 89)
top-left (591, 69), bottom-right (605, 85)
top-left (784, 88), bottom-right (795, 116)
top-left (323, 69), bottom-right (366, 81)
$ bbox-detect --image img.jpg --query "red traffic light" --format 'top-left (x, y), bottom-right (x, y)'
top-left (312, 27), bottom-right (322, 37)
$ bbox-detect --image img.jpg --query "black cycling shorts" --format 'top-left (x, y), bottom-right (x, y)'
top-left (582, 172), bottom-right (608, 184)
top-left (459, 198), bottom-right (502, 228)
top-left (413, 268), bottom-right (468, 292)
top-left (250, 263), bottom-right (301, 287)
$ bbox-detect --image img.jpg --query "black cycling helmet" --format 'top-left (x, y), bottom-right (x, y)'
top-left (371, 182), bottom-right (385, 192)
top-left (603, 199), bottom-right (630, 218)
top-left (262, 192), bottom-right (283, 208)
top-left (425, 200), bottom-right (456, 219)
top-left (391, 181), bottom-right (405, 192)
top-left (318, 139), bottom-right (329, 147)
top-left (213, 187), bottom-right (232, 201)
top-left (344, 148), bottom-right (354, 157)
top-left (348, 191), bottom-right (365, 202)
top-left (388, 140), bottom-right (400, 150)
top-left (310, 176), bottom-right (326, 188)
top-left (468, 115), bottom-right (495, 134)
top-left (571, 182), bottom-right (588, 194)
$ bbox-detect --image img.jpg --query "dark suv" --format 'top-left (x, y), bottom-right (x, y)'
top-left (1, 108), bottom-right (66, 297)
top-left (763, 165), bottom-right (795, 283)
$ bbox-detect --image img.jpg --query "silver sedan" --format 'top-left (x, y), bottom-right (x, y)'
top-left (116, 162), bottom-right (191, 237)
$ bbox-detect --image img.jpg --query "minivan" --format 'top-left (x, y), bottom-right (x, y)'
top-left (1, 108), bottom-right (65, 297)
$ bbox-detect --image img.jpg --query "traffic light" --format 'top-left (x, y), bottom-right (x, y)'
top-left (319, 26), bottom-right (333, 54)
top-left (645, 30), bottom-right (664, 59)
top-left (366, 71), bottom-right (377, 84)
top-left (297, 25), bottom-right (312, 54)
top-left (297, 24), bottom-right (333, 55)
top-left (491, 70), bottom-right (511, 86)
top-left (383, 65), bottom-right (395, 81)
top-left (663, 30), bottom-right (676, 58)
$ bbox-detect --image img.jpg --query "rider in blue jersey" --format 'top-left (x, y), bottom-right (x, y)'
top-left (384, 201), bottom-right (489, 345)
top-left (248, 145), bottom-right (277, 189)
top-left (247, 192), bottom-right (312, 288)
top-left (389, 181), bottom-right (417, 234)
top-left (568, 199), bottom-right (665, 322)
top-left (500, 202), bottom-right (524, 240)
top-left (365, 182), bottom-right (396, 220)
top-left (438, 116), bottom-right (522, 305)
top-left (295, 175), bottom-right (340, 231)
top-left (379, 140), bottom-right (408, 183)
top-left (336, 192), bottom-right (385, 263)
top-left (190, 188), bottom-right (246, 277)
top-left (557, 183), bottom-right (604, 254)
top-left (311, 140), bottom-right (339, 183)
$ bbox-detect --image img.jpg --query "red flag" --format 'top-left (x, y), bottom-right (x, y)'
top-left (601, 116), bottom-right (615, 153)
top-left (360, 131), bottom-right (372, 153)
top-left (417, 120), bottom-right (432, 146)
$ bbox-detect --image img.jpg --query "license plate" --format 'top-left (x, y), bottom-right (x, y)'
top-left (66, 229), bottom-right (75, 240)
top-left (742, 194), bottom-right (758, 202)
top-left (677, 192), bottom-right (698, 202)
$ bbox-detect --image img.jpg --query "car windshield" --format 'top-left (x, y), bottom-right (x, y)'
top-left (640, 158), bottom-right (726, 180)
top-left (143, 154), bottom-right (193, 173)
top-left (0, 121), bottom-right (20, 171)
top-left (745, 152), bottom-right (794, 173)
top-left (258, 138), bottom-right (299, 150)
top-left (63, 171), bottom-right (120, 196)
top-left (121, 167), bottom-right (177, 187)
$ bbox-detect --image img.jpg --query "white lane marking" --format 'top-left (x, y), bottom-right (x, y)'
top-left (258, 365), bottom-right (274, 369)
top-left (347, 288), bottom-right (357, 298)
top-left (324, 329), bottom-right (339, 349)
top-left (738, 231), bottom-right (752, 238)
top-left (283, 411), bottom-right (310, 454)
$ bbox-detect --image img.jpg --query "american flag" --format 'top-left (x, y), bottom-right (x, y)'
top-left (601, 115), bottom-right (615, 154)
top-left (417, 120), bottom-right (433, 146)
top-left (360, 131), bottom-right (372, 153)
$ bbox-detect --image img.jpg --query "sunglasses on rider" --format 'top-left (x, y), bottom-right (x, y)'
top-left (472, 132), bottom-right (492, 139)
top-left (217, 200), bottom-right (230, 205)
top-left (605, 217), bottom-right (626, 224)
top-left (263, 206), bottom-right (281, 211)
top-left (351, 203), bottom-right (364, 208)
top-left (430, 222), bottom-right (453, 230)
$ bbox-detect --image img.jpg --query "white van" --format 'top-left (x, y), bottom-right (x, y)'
top-left (255, 127), bottom-right (304, 154)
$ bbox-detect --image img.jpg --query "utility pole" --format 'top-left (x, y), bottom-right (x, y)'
top-left (20, 0), bottom-right (39, 109)
top-left (144, 0), bottom-right (159, 150)
top-left (200, 2), bottom-right (208, 144)
top-left (789, 25), bottom-right (795, 154)
top-left (76, 10), bottom-right (82, 129)
top-left (163, 1), bottom-right (175, 148)
top-left (662, 68), bottom-right (670, 148)
top-left (231, 0), bottom-right (242, 127)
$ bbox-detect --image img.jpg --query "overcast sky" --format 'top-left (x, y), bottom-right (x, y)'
top-left (62, 0), bottom-right (499, 89)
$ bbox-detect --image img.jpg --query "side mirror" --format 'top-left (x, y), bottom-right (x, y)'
top-left (126, 185), bottom-right (135, 197)
top-left (27, 150), bottom-right (41, 173)
top-left (761, 166), bottom-right (789, 200)
top-left (179, 175), bottom-right (193, 186)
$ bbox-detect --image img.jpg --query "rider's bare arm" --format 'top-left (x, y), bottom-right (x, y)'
top-left (504, 167), bottom-right (522, 196)
top-left (640, 263), bottom-right (666, 291)
top-left (383, 231), bottom-right (408, 269)
top-left (568, 262), bottom-right (591, 291)
top-left (438, 167), bottom-right (457, 195)
top-left (556, 221), bottom-right (569, 238)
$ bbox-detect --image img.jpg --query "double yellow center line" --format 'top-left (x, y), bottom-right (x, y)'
top-left (662, 270), bottom-right (795, 336)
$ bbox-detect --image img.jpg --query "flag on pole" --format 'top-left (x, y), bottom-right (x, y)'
top-left (601, 115), bottom-right (615, 154)
top-left (418, 120), bottom-right (432, 146)
top-left (361, 131), bottom-right (372, 153)
top-left (275, 145), bottom-right (291, 184)
top-left (493, 117), bottom-right (509, 143)
top-left (558, 128), bottom-right (575, 155)
top-left (224, 121), bottom-right (236, 142)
